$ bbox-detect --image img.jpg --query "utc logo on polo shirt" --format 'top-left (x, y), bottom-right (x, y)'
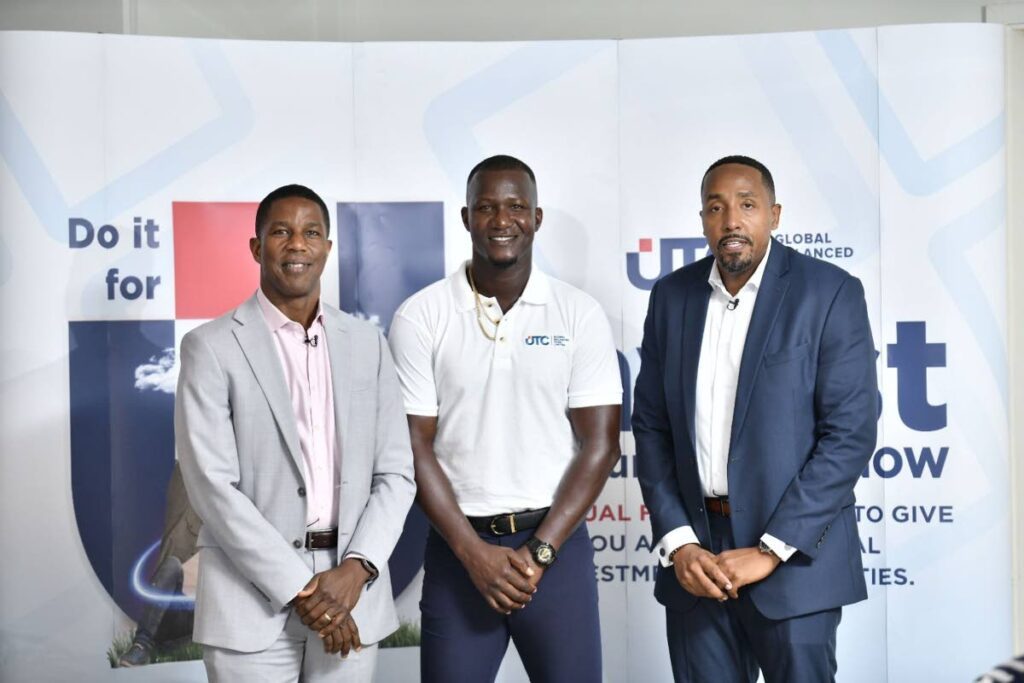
top-left (524, 334), bottom-right (569, 347)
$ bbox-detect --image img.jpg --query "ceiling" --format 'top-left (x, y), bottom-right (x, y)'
top-left (0, 0), bottom-right (1018, 42)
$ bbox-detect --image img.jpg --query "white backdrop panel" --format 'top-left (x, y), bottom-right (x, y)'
top-left (0, 24), bottom-right (1010, 683)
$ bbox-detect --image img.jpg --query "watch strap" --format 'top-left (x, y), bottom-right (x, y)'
top-left (758, 539), bottom-right (779, 559)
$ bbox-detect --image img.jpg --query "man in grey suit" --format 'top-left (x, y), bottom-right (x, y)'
top-left (176, 184), bottom-right (416, 681)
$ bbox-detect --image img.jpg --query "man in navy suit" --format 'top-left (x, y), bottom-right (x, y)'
top-left (633, 156), bottom-right (877, 682)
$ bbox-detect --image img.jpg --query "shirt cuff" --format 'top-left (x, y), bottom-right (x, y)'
top-left (655, 526), bottom-right (701, 567)
top-left (760, 533), bottom-right (797, 562)
top-left (343, 552), bottom-right (379, 585)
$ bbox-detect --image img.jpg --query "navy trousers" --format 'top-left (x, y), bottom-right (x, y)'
top-left (665, 511), bottom-right (841, 683)
top-left (420, 523), bottom-right (602, 683)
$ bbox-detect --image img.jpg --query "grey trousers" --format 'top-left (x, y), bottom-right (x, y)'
top-left (203, 549), bottom-right (379, 683)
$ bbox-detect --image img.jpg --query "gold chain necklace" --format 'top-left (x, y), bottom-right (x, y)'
top-left (467, 265), bottom-right (502, 341)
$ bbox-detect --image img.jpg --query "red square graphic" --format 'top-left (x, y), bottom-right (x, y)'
top-left (638, 238), bottom-right (653, 253)
top-left (174, 202), bottom-right (260, 319)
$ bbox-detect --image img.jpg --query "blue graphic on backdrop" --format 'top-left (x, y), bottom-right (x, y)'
top-left (69, 321), bottom-right (177, 622)
top-left (336, 201), bottom-right (446, 598)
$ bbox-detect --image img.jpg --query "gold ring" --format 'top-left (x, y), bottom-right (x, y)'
top-left (322, 612), bottom-right (333, 623)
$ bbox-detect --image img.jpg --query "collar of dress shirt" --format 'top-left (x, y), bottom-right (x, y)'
top-left (255, 287), bottom-right (324, 334)
top-left (707, 237), bottom-right (773, 298)
top-left (451, 259), bottom-right (551, 312)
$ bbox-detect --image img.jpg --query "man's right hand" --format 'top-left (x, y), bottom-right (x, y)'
top-left (458, 539), bottom-right (537, 614)
top-left (672, 543), bottom-right (733, 600)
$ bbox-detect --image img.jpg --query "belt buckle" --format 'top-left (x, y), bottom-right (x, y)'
top-left (489, 513), bottom-right (517, 536)
top-left (305, 529), bottom-right (332, 549)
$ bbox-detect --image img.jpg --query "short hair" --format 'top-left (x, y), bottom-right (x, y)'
top-left (466, 155), bottom-right (537, 195)
top-left (254, 184), bottom-right (330, 237)
top-left (701, 155), bottom-right (776, 203)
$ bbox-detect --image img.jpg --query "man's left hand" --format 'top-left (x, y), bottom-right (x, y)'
top-left (514, 546), bottom-right (545, 593)
top-left (294, 558), bottom-right (373, 655)
top-left (715, 547), bottom-right (781, 599)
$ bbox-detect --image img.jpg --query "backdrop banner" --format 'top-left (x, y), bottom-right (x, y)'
top-left (0, 24), bottom-right (1007, 682)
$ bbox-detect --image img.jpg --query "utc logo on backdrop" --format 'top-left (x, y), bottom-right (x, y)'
top-left (625, 236), bottom-right (708, 290)
top-left (68, 200), bottom-right (444, 627)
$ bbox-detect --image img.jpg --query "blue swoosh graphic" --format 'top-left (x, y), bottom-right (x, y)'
top-left (423, 41), bottom-right (611, 276)
top-left (927, 189), bottom-right (1007, 408)
top-left (0, 40), bottom-right (254, 286)
top-left (423, 41), bottom-right (610, 193)
top-left (740, 34), bottom-right (879, 259)
top-left (816, 30), bottom-right (1003, 197)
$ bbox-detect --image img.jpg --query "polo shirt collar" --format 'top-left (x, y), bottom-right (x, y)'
top-left (451, 262), bottom-right (477, 312)
top-left (519, 266), bottom-right (550, 305)
top-left (451, 260), bottom-right (551, 311)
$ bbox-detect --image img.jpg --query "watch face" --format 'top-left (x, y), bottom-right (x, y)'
top-left (536, 545), bottom-right (554, 565)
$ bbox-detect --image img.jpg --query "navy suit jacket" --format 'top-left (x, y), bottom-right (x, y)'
top-left (633, 241), bottom-right (877, 620)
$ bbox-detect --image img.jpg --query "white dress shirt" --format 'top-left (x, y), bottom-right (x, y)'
top-left (656, 241), bottom-right (796, 565)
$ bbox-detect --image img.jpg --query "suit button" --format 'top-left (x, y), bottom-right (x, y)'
top-left (293, 539), bottom-right (302, 548)
top-left (298, 486), bottom-right (306, 497)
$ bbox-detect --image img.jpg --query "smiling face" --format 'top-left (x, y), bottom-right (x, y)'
top-left (461, 169), bottom-right (542, 269)
top-left (700, 163), bottom-right (781, 293)
top-left (249, 195), bottom-right (331, 308)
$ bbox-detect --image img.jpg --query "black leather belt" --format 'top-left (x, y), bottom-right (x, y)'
top-left (305, 528), bottom-right (338, 550)
top-left (705, 497), bottom-right (731, 517)
top-left (467, 508), bottom-right (549, 536)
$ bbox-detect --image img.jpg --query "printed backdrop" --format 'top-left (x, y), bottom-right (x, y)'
top-left (0, 24), bottom-right (1009, 682)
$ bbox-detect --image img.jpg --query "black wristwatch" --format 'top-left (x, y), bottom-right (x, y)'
top-left (525, 536), bottom-right (557, 567)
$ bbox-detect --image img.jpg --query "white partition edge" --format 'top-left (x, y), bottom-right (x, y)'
top-left (1008, 24), bottom-right (1024, 655)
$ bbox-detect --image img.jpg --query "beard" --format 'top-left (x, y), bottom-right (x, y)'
top-left (716, 250), bottom-right (753, 274)
top-left (714, 233), bottom-right (757, 275)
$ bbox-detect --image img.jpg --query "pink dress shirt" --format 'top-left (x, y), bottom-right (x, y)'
top-left (256, 289), bottom-right (339, 530)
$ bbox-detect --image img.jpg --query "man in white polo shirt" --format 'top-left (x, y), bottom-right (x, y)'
top-left (388, 155), bottom-right (622, 682)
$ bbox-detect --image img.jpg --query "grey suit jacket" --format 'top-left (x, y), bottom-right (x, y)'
top-left (175, 294), bottom-right (416, 652)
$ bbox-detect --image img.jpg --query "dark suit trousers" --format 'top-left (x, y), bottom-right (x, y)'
top-left (420, 524), bottom-right (601, 683)
top-left (665, 511), bottom-right (841, 683)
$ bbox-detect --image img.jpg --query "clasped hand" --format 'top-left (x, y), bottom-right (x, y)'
top-left (293, 558), bottom-right (372, 656)
top-left (672, 544), bottom-right (781, 601)
top-left (459, 540), bottom-right (541, 614)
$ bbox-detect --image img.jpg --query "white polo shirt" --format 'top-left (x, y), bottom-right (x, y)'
top-left (388, 261), bottom-right (622, 516)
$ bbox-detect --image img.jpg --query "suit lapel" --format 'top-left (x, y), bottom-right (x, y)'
top-left (232, 296), bottom-right (306, 480)
top-left (323, 307), bottom-right (353, 479)
top-left (730, 243), bottom-right (791, 449)
top-left (681, 261), bottom-right (713, 453)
